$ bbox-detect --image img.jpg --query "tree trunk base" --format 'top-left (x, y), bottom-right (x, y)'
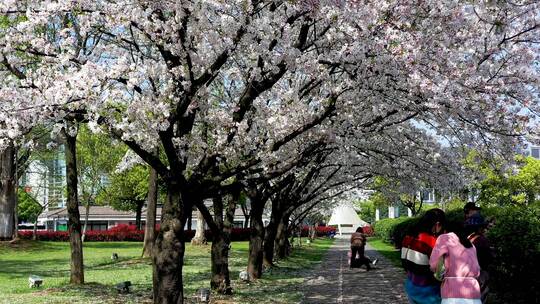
top-left (263, 258), bottom-right (275, 268)
top-left (190, 237), bottom-right (207, 246)
top-left (8, 238), bottom-right (21, 244)
top-left (210, 278), bottom-right (233, 295)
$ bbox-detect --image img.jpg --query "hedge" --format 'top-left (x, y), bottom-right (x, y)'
top-left (484, 205), bottom-right (540, 304)
top-left (18, 224), bottom-right (253, 242)
top-left (18, 225), bottom-right (339, 242)
top-left (300, 226), bottom-right (337, 237)
top-left (372, 205), bottom-right (540, 304)
top-left (372, 217), bottom-right (413, 245)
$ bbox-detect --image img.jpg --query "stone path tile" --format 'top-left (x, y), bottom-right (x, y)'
top-left (301, 237), bottom-right (408, 304)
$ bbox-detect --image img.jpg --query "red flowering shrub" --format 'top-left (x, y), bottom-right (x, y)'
top-left (186, 228), bottom-right (251, 242)
top-left (18, 230), bottom-right (70, 241)
top-left (18, 225), bottom-right (253, 242)
top-left (362, 225), bottom-right (374, 236)
top-left (301, 225), bottom-right (337, 237)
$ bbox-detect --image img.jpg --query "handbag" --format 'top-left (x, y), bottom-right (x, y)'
top-left (434, 255), bottom-right (446, 281)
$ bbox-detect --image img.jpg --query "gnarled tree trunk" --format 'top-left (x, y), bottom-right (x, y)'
top-left (142, 167), bottom-right (158, 258)
top-left (247, 200), bottom-right (265, 280)
top-left (0, 143), bottom-right (16, 241)
top-left (152, 182), bottom-right (186, 304)
top-left (65, 128), bottom-right (84, 284)
top-left (210, 194), bottom-right (236, 294)
top-left (275, 213), bottom-right (291, 259)
top-left (263, 201), bottom-right (282, 267)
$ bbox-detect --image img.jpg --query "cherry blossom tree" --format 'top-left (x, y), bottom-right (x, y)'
top-left (2, 1), bottom-right (540, 303)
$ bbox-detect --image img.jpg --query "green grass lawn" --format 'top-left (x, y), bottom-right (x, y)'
top-left (0, 238), bottom-right (333, 304)
top-left (368, 237), bottom-right (402, 267)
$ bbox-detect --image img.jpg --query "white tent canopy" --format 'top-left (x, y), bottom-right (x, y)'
top-left (328, 204), bottom-right (369, 235)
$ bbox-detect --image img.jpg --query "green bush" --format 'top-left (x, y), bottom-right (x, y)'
top-left (485, 204), bottom-right (540, 304)
top-left (374, 209), bottom-right (463, 247)
top-left (391, 216), bottom-right (419, 246)
top-left (373, 217), bottom-right (412, 245)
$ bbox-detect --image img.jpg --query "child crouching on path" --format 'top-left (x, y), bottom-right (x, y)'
top-left (350, 227), bottom-right (376, 270)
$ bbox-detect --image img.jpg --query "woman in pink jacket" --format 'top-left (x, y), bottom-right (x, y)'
top-left (429, 224), bottom-right (482, 304)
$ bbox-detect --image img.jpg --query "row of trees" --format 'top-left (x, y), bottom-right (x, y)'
top-left (2, 1), bottom-right (539, 303)
top-left (358, 151), bottom-right (540, 221)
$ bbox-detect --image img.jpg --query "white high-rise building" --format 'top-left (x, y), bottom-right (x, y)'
top-left (20, 149), bottom-right (66, 211)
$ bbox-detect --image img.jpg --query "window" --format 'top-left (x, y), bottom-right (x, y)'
top-left (532, 147), bottom-right (540, 159)
top-left (88, 222), bottom-right (108, 231)
top-left (57, 223), bottom-right (68, 231)
top-left (421, 189), bottom-right (435, 202)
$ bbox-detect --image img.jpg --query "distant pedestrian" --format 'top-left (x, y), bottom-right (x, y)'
top-left (350, 227), bottom-right (373, 270)
top-left (429, 221), bottom-right (482, 304)
top-left (465, 214), bottom-right (494, 303)
top-left (401, 208), bottom-right (445, 304)
top-left (463, 202), bottom-right (481, 221)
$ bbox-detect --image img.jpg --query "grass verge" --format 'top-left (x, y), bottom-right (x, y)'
top-left (367, 237), bottom-right (401, 267)
top-left (0, 238), bottom-right (333, 304)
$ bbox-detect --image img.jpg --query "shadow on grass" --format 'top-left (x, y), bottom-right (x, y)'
top-left (35, 282), bottom-right (154, 304)
top-left (86, 256), bottom-right (151, 270)
top-left (0, 240), bottom-right (66, 253)
top-left (0, 258), bottom-right (71, 278)
top-left (82, 242), bottom-right (143, 249)
top-left (1, 239), bottom-right (333, 304)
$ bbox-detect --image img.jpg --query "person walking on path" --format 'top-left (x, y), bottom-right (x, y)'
top-left (465, 214), bottom-right (494, 303)
top-left (350, 227), bottom-right (374, 270)
top-left (401, 208), bottom-right (445, 304)
top-left (429, 222), bottom-right (482, 304)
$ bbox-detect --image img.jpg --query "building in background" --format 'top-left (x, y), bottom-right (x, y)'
top-left (522, 145), bottom-right (540, 159)
top-left (328, 203), bottom-right (369, 235)
top-left (19, 148), bottom-right (66, 211)
top-left (34, 205), bottom-right (263, 232)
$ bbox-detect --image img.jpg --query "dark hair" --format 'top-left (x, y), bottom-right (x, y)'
top-left (416, 208), bottom-right (446, 235)
top-left (446, 221), bottom-right (473, 248)
top-left (356, 227), bottom-right (363, 233)
top-left (463, 221), bottom-right (486, 238)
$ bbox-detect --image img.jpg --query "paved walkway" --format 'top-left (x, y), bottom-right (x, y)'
top-left (302, 236), bottom-right (408, 304)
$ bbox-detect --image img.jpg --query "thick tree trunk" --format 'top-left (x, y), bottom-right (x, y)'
top-left (263, 204), bottom-right (282, 267)
top-left (152, 183), bottom-right (186, 304)
top-left (142, 167), bottom-right (158, 258)
top-left (81, 203), bottom-right (90, 242)
top-left (191, 210), bottom-right (206, 245)
top-left (263, 221), bottom-right (278, 266)
top-left (275, 214), bottom-right (291, 259)
top-left (12, 208), bottom-right (18, 240)
top-left (0, 144), bottom-right (16, 240)
top-left (211, 232), bottom-right (232, 294)
top-left (65, 129), bottom-right (84, 284)
top-left (210, 194), bottom-right (236, 294)
top-left (135, 200), bottom-right (143, 230)
top-left (247, 201), bottom-right (265, 280)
